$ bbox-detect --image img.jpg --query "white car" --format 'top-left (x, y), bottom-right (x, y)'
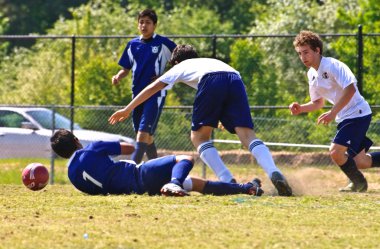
top-left (0, 107), bottom-right (134, 158)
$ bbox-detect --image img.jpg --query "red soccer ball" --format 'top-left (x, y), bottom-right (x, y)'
top-left (22, 163), bottom-right (49, 191)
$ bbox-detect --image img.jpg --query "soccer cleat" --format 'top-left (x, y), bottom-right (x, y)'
top-left (230, 178), bottom-right (237, 183)
top-left (161, 183), bottom-right (189, 197)
top-left (246, 178), bottom-right (264, 196)
top-left (270, 172), bottom-right (292, 196)
top-left (339, 180), bottom-right (368, 193)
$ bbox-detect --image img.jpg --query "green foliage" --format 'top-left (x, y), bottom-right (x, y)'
top-left (332, 0), bottom-right (380, 104)
top-left (230, 39), bottom-right (278, 106)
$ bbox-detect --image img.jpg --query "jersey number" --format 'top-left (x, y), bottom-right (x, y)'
top-left (82, 171), bottom-right (103, 188)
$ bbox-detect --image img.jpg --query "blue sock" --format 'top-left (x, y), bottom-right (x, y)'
top-left (202, 181), bottom-right (250, 195)
top-left (170, 159), bottom-right (193, 187)
top-left (131, 142), bottom-right (147, 164)
top-left (146, 142), bottom-right (158, 159)
top-left (370, 152), bottom-right (380, 167)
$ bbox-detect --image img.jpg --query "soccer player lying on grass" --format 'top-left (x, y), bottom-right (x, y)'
top-left (290, 30), bottom-right (380, 192)
top-left (50, 129), bottom-right (263, 197)
top-left (109, 44), bottom-right (292, 196)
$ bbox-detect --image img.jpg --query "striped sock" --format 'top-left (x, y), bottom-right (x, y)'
top-left (198, 141), bottom-right (233, 182)
top-left (249, 139), bottom-right (280, 178)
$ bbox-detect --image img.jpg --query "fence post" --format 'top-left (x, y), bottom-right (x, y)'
top-left (50, 107), bottom-right (56, 185)
top-left (212, 34), bottom-right (217, 58)
top-left (357, 24), bottom-right (363, 94)
top-left (70, 35), bottom-right (76, 132)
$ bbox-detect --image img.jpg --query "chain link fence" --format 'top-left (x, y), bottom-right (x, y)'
top-left (1, 105), bottom-right (380, 168)
top-left (1, 32), bottom-right (380, 182)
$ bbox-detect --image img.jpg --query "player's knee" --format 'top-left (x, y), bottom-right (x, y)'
top-left (176, 155), bottom-right (194, 164)
top-left (329, 149), bottom-right (345, 165)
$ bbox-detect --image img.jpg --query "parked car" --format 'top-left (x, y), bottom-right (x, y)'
top-left (0, 107), bottom-right (134, 158)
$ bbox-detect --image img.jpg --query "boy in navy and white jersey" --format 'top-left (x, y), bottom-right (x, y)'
top-left (112, 9), bottom-right (176, 164)
top-left (50, 129), bottom-right (263, 196)
top-left (290, 30), bottom-right (380, 192)
top-left (109, 45), bottom-right (293, 196)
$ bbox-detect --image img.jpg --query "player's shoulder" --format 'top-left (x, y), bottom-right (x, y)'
top-left (322, 56), bottom-right (350, 73)
top-left (154, 34), bottom-right (176, 45)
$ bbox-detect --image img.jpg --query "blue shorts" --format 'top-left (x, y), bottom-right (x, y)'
top-left (192, 72), bottom-right (254, 134)
top-left (137, 155), bottom-right (176, 195)
top-left (132, 91), bottom-right (166, 135)
top-left (333, 114), bottom-right (373, 157)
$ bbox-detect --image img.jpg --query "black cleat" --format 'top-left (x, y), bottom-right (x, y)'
top-left (230, 178), bottom-right (237, 183)
top-left (246, 178), bottom-right (264, 196)
top-left (270, 172), bottom-right (292, 196)
top-left (339, 180), bottom-right (368, 193)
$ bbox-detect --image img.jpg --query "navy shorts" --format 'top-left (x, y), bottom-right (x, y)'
top-left (333, 114), bottom-right (373, 157)
top-left (132, 91), bottom-right (166, 135)
top-left (137, 155), bottom-right (176, 195)
top-left (192, 72), bottom-right (254, 134)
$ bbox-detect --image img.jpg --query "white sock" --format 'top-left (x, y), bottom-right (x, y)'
top-left (249, 139), bottom-right (281, 178)
top-left (198, 141), bottom-right (233, 182)
top-left (183, 176), bottom-right (193, 191)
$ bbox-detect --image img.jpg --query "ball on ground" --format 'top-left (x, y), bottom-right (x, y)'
top-left (22, 163), bottom-right (49, 191)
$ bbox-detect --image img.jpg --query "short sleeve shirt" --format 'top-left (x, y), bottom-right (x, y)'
top-left (158, 58), bottom-right (240, 90)
top-left (307, 57), bottom-right (371, 122)
top-left (118, 34), bottom-right (176, 94)
top-left (67, 141), bottom-right (138, 195)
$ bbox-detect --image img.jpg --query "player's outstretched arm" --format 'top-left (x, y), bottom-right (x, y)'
top-left (108, 81), bottom-right (168, 125)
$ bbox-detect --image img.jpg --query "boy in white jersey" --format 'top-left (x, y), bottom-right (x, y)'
top-left (290, 30), bottom-right (380, 192)
top-left (109, 45), bottom-right (292, 196)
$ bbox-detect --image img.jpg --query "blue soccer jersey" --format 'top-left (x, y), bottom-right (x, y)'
top-left (118, 34), bottom-right (176, 95)
top-left (67, 141), bottom-right (139, 195)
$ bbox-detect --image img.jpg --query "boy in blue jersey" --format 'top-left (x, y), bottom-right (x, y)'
top-left (111, 9), bottom-right (176, 164)
top-left (50, 129), bottom-right (263, 196)
top-left (109, 45), bottom-right (293, 196)
top-left (290, 30), bottom-right (380, 192)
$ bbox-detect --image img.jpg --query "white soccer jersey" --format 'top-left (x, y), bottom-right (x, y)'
top-left (158, 58), bottom-right (240, 90)
top-left (307, 57), bottom-right (371, 123)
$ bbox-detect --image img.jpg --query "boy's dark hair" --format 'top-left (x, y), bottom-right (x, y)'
top-left (170, 45), bottom-right (199, 65)
top-left (138, 9), bottom-right (158, 24)
top-left (50, 129), bottom-right (78, 158)
top-left (293, 30), bottom-right (323, 55)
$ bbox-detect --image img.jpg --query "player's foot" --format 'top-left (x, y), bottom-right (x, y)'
top-left (246, 178), bottom-right (264, 196)
top-left (339, 180), bottom-right (368, 193)
top-left (161, 183), bottom-right (189, 197)
top-left (270, 172), bottom-right (292, 196)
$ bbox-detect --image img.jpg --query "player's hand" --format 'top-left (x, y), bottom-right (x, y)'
top-left (289, 102), bottom-right (302, 115)
top-left (108, 108), bottom-right (131, 125)
top-left (112, 75), bottom-right (120, 85)
top-left (317, 110), bottom-right (335, 125)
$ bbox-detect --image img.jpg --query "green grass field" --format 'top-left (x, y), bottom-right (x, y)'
top-left (1, 159), bottom-right (380, 249)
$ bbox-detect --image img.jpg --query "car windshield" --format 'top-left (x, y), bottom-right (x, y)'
top-left (26, 110), bottom-right (81, 130)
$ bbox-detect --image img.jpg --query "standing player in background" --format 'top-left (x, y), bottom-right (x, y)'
top-left (50, 129), bottom-right (263, 197)
top-left (289, 30), bottom-right (380, 192)
top-left (111, 9), bottom-right (176, 164)
top-left (109, 45), bottom-right (293, 196)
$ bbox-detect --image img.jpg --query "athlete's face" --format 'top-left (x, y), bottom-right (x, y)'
top-left (138, 16), bottom-right (156, 39)
top-left (295, 45), bottom-right (321, 70)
